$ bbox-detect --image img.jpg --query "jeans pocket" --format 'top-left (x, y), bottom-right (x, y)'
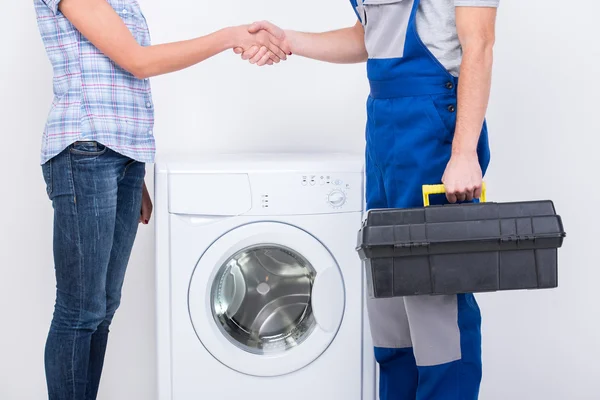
top-left (70, 141), bottom-right (108, 156)
top-left (42, 159), bottom-right (53, 198)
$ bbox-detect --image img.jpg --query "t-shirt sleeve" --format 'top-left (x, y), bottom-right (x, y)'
top-left (455, 0), bottom-right (499, 7)
top-left (42, 0), bottom-right (62, 15)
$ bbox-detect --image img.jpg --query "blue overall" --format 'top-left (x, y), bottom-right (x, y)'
top-left (349, 0), bottom-right (491, 399)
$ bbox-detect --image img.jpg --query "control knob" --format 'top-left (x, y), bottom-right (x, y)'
top-left (327, 190), bottom-right (347, 208)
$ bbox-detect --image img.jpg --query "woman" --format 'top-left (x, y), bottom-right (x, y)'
top-left (35, 1), bottom-right (290, 398)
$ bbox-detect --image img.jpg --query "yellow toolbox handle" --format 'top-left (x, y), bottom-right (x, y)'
top-left (422, 182), bottom-right (487, 207)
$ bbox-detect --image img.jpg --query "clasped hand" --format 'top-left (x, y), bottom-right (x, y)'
top-left (233, 21), bottom-right (289, 66)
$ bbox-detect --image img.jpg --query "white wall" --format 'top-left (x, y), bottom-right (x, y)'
top-left (0, 1), bottom-right (598, 399)
top-left (479, 2), bottom-right (600, 399)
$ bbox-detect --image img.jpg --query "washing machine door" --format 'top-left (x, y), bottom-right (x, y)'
top-left (188, 221), bottom-right (345, 377)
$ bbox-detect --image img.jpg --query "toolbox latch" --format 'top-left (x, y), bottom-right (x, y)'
top-left (500, 235), bottom-right (517, 243)
top-left (501, 235), bottom-right (536, 243)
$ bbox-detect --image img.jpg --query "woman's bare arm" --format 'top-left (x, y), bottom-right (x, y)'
top-left (58, 0), bottom-right (290, 78)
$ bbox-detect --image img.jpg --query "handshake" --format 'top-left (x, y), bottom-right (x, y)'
top-left (231, 21), bottom-right (291, 67)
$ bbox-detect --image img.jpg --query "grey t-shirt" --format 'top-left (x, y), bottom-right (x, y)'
top-left (416, 0), bottom-right (500, 76)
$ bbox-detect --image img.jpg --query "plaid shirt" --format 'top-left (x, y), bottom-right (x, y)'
top-left (35, 0), bottom-right (156, 164)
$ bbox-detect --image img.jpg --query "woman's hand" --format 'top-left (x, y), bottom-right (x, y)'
top-left (140, 182), bottom-right (153, 225)
top-left (230, 24), bottom-right (291, 66)
top-left (234, 21), bottom-right (289, 65)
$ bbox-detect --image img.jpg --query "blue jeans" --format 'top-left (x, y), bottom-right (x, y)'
top-left (42, 142), bottom-right (145, 400)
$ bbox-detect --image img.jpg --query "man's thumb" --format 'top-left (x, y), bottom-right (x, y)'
top-left (248, 22), bottom-right (262, 34)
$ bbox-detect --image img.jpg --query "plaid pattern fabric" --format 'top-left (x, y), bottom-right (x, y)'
top-left (35, 0), bottom-right (156, 164)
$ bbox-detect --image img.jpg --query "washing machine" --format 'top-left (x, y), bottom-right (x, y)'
top-left (155, 153), bottom-right (375, 400)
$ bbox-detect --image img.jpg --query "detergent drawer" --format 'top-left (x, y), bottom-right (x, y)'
top-left (168, 173), bottom-right (252, 216)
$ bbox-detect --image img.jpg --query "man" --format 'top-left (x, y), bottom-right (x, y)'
top-left (236, 1), bottom-right (498, 399)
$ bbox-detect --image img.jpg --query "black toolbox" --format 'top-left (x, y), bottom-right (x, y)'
top-left (356, 186), bottom-right (566, 298)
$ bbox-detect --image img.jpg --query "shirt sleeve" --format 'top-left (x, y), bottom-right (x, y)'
top-left (42, 0), bottom-right (61, 15)
top-left (455, 0), bottom-right (499, 7)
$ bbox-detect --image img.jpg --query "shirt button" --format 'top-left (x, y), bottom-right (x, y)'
top-left (445, 82), bottom-right (454, 90)
top-left (148, 130), bottom-right (153, 135)
top-left (146, 102), bottom-right (152, 108)
top-left (122, 9), bottom-right (128, 14)
top-left (448, 105), bottom-right (456, 113)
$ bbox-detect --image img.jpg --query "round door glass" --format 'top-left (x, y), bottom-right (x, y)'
top-left (211, 245), bottom-right (317, 355)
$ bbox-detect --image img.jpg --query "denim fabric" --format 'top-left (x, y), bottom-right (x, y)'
top-left (42, 142), bottom-right (145, 400)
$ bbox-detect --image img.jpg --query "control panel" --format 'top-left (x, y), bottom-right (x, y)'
top-left (247, 171), bottom-right (362, 215)
top-left (299, 174), bottom-right (352, 209)
top-left (301, 174), bottom-right (346, 187)
top-left (166, 170), bottom-right (363, 216)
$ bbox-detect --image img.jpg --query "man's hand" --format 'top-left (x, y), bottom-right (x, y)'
top-left (140, 182), bottom-right (153, 225)
top-left (231, 24), bottom-right (287, 65)
top-left (441, 152), bottom-right (483, 203)
top-left (233, 21), bottom-right (290, 66)
top-left (233, 46), bottom-right (275, 66)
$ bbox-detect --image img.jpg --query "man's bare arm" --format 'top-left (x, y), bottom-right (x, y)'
top-left (442, 6), bottom-right (497, 203)
top-left (453, 6), bottom-right (496, 155)
top-left (235, 21), bottom-right (367, 65)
